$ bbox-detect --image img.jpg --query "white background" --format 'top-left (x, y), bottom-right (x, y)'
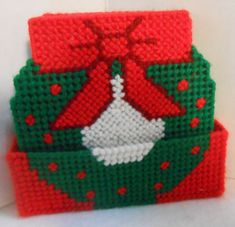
top-left (0, 0), bottom-right (234, 224)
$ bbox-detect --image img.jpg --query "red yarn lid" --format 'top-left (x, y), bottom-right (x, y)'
top-left (28, 10), bottom-right (192, 73)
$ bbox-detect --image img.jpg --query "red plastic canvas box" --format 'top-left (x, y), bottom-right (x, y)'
top-left (7, 121), bottom-right (227, 216)
top-left (7, 10), bottom-right (228, 216)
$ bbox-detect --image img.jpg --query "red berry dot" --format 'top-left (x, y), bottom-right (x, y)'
top-left (86, 191), bottom-right (95, 200)
top-left (154, 182), bottom-right (163, 190)
top-left (48, 162), bottom-right (58, 172)
top-left (177, 79), bottom-right (189, 91)
top-left (76, 171), bottom-right (87, 180)
top-left (191, 146), bottom-right (200, 155)
top-left (196, 98), bottom-right (206, 109)
top-left (160, 161), bottom-right (170, 170)
top-left (43, 133), bottom-right (53, 144)
top-left (25, 114), bottom-right (36, 126)
top-left (190, 117), bottom-right (200, 128)
top-left (50, 84), bottom-right (62, 96)
top-left (117, 187), bottom-right (127, 196)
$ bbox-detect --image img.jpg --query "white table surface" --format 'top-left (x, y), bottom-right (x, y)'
top-left (0, 179), bottom-right (234, 227)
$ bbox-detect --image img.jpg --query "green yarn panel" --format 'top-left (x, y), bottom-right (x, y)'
top-left (11, 60), bottom-right (87, 152)
top-left (11, 47), bottom-right (215, 152)
top-left (28, 133), bottom-right (209, 208)
top-left (147, 46), bottom-right (215, 138)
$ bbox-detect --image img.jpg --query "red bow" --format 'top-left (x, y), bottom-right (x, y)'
top-left (51, 18), bottom-right (185, 129)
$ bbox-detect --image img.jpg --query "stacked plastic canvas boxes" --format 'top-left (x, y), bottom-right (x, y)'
top-left (7, 10), bottom-right (228, 216)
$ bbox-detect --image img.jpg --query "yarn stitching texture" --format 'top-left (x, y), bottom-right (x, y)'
top-left (51, 17), bottom-right (185, 130)
top-left (11, 47), bottom-right (215, 153)
top-left (81, 74), bottom-right (165, 165)
top-left (7, 11), bottom-right (228, 216)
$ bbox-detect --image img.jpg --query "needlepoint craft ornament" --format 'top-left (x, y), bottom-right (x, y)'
top-left (8, 10), bottom-right (228, 216)
top-left (51, 23), bottom-right (186, 164)
top-left (32, 11), bottom-right (188, 165)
